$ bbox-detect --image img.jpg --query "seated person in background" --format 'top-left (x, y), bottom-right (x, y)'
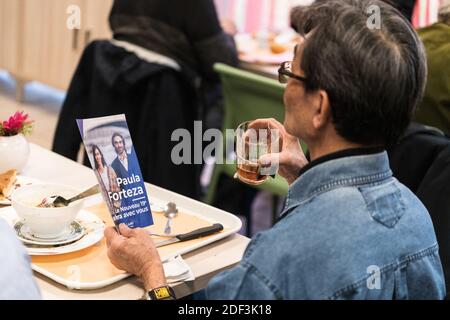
top-left (109, 0), bottom-right (239, 130)
top-left (415, 0), bottom-right (450, 135)
top-left (0, 219), bottom-right (40, 299)
top-left (53, 0), bottom-right (238, 201)
top-left (104, 0), bottom-right (445, 299)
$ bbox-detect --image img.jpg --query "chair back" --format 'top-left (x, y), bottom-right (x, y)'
top-left (211, 63), bottom-right (290, 198)
top-left (214, 63), bottom-right (286, 129)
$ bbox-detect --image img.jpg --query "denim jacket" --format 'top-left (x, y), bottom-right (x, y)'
top-left (206, 151), bottom-right (446, 300)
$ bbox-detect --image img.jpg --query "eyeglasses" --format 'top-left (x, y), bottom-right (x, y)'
top-left (278, 61), bottom-right (308, 84)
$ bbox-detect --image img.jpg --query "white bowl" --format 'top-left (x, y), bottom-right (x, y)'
top-left (11, 184), bottom-right (84, 239)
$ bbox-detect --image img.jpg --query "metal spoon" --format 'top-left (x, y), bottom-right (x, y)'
top-left (41, 185), bottom-right (100, 208)
top-left (163, 202), bottom-right (178, 235)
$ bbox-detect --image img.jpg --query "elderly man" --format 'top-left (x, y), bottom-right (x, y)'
top-left (105, 0), bottom-right (445, 300)
top-left (415, 0), bottom-right (450, 135)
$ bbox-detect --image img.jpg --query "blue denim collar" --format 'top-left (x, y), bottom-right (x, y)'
top-left (281, 151), bottom-right (393, 217)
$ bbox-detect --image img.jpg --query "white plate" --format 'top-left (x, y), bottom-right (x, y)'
top-left (0, 176), bottom-right (41, 205)
top-left (15, 220), bottom-right (86, 246)
top-left (0, 208), bottom-right (105, 255)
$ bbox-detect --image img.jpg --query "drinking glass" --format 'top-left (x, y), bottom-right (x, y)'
top-left (235, 121), bottom-right (281, 186)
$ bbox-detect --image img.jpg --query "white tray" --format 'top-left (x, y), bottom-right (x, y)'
top-left (0, 185), bottom-right (242, 290)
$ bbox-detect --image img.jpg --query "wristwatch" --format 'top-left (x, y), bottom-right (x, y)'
top-left (146, 286), bottom-right (176, 300)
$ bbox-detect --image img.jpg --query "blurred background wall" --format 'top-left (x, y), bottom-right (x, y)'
top-left (214, 0), bottom-right (441, 32)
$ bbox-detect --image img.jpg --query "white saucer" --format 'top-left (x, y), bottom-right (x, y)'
top-left (0, 208), bottom-right (105, 256)
top-left (14, 220), bottom-right (85, 246)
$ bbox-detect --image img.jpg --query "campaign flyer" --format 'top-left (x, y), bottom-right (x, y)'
top-left (77, 114), bottom-right (153, 228)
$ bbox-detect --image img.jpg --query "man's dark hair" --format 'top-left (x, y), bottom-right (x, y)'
top-left (291, 0), bottom-right (427, 146)
top-left (111, 132), bottom-right (126, 149)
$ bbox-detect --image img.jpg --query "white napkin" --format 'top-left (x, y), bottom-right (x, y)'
top-left (162, 255), bottom-right (195, 284)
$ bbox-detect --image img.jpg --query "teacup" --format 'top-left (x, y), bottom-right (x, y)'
top-left (11, 184), bottom-right (83, 239)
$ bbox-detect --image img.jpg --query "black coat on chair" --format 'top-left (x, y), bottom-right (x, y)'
top-left (53, 40), bottom-right (201, 199)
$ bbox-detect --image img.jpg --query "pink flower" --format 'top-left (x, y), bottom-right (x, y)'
top-left (0, 111), bottom-right (34, 136)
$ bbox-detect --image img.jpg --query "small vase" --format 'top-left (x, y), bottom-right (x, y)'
top-left (0, 133), bottom-right (30, 173)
